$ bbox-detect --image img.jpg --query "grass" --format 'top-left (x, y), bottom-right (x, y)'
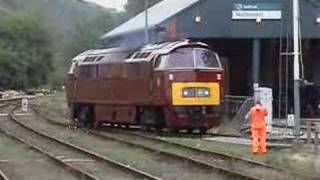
top-left (34, 92), bottom-right (320, 178)
top-left (32, 92), bottom-right (70, 124)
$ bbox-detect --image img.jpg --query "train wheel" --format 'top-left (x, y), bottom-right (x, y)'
top-left (93, 121), bottom-right (102, 129)
top-left (154, 125), bottom-right (164, 132)
top-left (187, 128), bottom-right (194, 134)
top-left (141, 125), bottom-right (151, 131)
top-left (167, 127), bottom-right (178, 134)
top-left (140, 108), bottom-right (155, 130)
top-left (78, 106), bottom-right (94, 129)
top-left (200, 128), bottom-right (207, 134)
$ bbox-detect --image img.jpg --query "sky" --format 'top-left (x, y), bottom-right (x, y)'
top-left (84, 0), bottom-right (127, 11)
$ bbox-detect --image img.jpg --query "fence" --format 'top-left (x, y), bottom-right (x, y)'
top-left (305, 119), bottom-right (320, 153)
top-left (224, 95), bottom-right (255, 133)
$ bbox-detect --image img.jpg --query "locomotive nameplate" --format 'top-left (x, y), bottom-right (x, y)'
top-left (171, 82), bottom-right (220, 106)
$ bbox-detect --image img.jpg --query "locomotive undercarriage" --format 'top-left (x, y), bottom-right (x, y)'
top-left (71, 103), bottom-right (221, 133)
top-left (164, 106), bottom-right (222, 133)
top-left (71, 103), bottom-right (95, 128)
top-left (138, 107), bottom-right (165, 130)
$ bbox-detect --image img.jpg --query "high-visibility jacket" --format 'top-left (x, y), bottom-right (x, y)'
top-left (249, 105), bottom-right (268, 129)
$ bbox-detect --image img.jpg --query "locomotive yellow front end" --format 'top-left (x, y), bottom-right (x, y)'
top-left (164, 75), bottom-right (224, 132)
top-left (171, 82), bottom-right (221, 106)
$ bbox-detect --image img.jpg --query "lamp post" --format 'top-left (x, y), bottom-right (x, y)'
top-left (144, 0), bottom-right (149, 44)
top-left (293, 0), bottom-right (301, 141)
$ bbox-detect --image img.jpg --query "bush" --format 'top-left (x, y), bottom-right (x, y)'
top-left (0, 12), bottom-right (54, 90)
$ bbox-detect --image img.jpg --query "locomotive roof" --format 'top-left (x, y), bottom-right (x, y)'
top-left (76, 40), bottom-right (210, 66)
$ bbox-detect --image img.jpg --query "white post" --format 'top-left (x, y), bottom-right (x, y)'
top-left (293, 0), bottom-right (301, 140)
top-left (22, 98), bottom-right (28, 112)
top-left (144, 0), bottom-right (149, 44)
top-left (293, 0), bottom-right (300, 81)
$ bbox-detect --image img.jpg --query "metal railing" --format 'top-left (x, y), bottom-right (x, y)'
top-left (305, 119), bottom-right (320, 153)
top-left (224, 95), bottom-right (254, 132)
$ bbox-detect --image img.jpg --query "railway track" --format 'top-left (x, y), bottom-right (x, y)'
top-left (93, 129), bottom-right (316, 180)
top-left (1, 106), bottom-right (161, 180)
top-left (31, 106), bottom-right (316, 180)
top-left (30, 104), bottom-right (293, 143)
top-left (0, 169), bottom-right (9, 180)
top-left (35, 107), bottom-right (304, 147)
top-left (24, 107), bottom-right (255, 180)
top-left (0, 102), bottom-right (18, 114)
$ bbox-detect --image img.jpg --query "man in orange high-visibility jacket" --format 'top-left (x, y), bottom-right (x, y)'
top-left (247, 100), bottom-right (268, 154)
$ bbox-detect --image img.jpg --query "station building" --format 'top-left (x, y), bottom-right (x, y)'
top-left (102, 0), bottom-right (320, 118)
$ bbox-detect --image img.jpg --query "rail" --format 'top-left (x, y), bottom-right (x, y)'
top-left (6, 106), bottom-right (161, 180)
top-left (100, 128), bottom-right (320, 180)
top-left (0, 96), bottom-right (34, 103)
top-left (0, 169), bottom-right (9, 180)
top-left (31, 105), bottom-right (319, 180)
top-left (31, 106), bottom-right (263, 179)
top-left (1, 108), bottom-right (98, 180)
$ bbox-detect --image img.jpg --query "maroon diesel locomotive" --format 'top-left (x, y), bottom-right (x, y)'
top-left (65, 40), bottom-right (225, 132)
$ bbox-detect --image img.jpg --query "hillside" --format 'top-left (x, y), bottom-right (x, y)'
top-left (0, 0), bottom-right (117, 34)
top-left (0, 0), bottom-right (121, 89)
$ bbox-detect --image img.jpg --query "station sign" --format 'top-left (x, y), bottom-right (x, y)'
top-left (232, 2), bottom-right (282, 20)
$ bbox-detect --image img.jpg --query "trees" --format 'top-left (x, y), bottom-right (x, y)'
top-left (63, 11), bottom-right (119, 59)
top-left (0, 0), bottom-right (127, 90)
top-left (0, 0), bottom-right (163, 90)
top-left (125, 0), bottom-right (163, 17)
top-left (0, 12), bottom-right (53, 90)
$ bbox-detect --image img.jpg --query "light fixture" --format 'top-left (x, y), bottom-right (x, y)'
top-left (256, 17), bottom-right (262, 25)
top-left (316, 17), bottom-right (320, 24)
top-left (194, 15), bottom-right (202, 23)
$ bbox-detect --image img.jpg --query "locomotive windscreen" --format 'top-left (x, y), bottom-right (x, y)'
top-left (156, 48), bottom-right (221, 70)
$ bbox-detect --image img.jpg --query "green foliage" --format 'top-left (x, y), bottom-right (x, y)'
top-left (125, 0), bottom-right (163, 17)
top-left (63, 11), bottom-right (119, 59)
top-left (0, 0), bottom-right (124, 89)
top-left (0, 0), bottom-right (155, 90)
top-left (0, 12), bottom-right (53, 90)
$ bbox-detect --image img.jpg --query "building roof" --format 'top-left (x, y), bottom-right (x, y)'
top-left (102, 0), bottom-right (200, 39)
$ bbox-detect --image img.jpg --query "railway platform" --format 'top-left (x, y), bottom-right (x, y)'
top-left (205, 136), bottom-right (292, 149)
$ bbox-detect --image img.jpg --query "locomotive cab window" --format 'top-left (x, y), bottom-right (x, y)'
top-left (156, 48), bottom-right (221, 70)
top-left (153, 55), bottom-right (167, 69)
top-left (194, 48), bottom-right (221, 69)
top-left (167, 48), bottom-right (194, 69)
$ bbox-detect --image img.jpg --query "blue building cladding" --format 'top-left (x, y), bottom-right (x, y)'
top-left (100, 0), bottom-right (320, 118)
top-left (102, 0), bottom-right (320, 47)
top-left (176, 0), bottom-right (320, 39)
